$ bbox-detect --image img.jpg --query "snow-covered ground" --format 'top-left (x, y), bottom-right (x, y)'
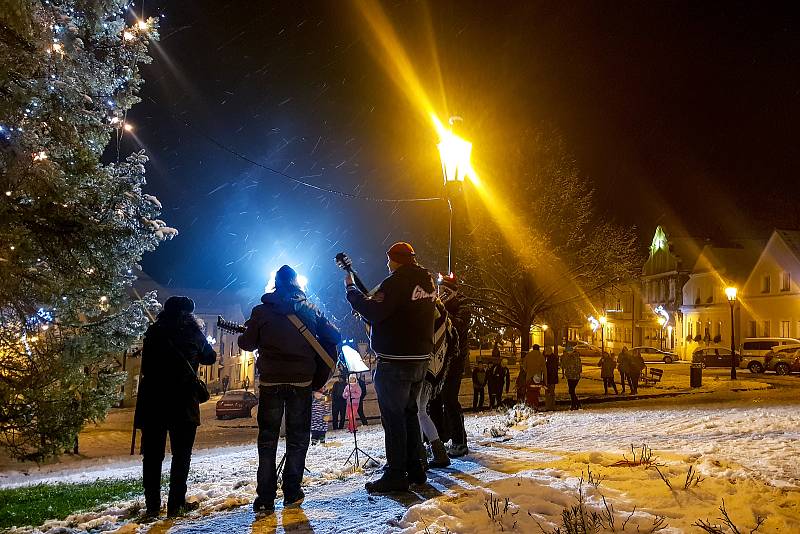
top-left (4, 399), bottom-right (800, 533)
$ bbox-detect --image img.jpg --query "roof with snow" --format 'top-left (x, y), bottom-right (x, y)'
top-left (776, 229), bottom-right (800, 262)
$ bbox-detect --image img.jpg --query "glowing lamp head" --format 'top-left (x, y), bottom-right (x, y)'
top-left (437, 125), bottom-right (472, 184)
top-left (137, 20), bottom-right (150, 30)
top-left (123, 123), bottom-right (133, 132)
top-left (725, 286), bottom-right (738, 302)
top-left (599, 315), bottom-right (607, 326)
top-left (657, 317), bottom-right (666, 327)
top-left (542, 324), bottom-right (548, 332)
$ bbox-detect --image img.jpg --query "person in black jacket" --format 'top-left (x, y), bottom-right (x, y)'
top-left (239, 265), bottom-right (341, 514)
top-left (487, 360), bottom-right (510, 408)
top-left (345, 242), bottom-right (435, 493)
top-left (134, 296), bottom-right (216, 518)
top-left (437, 274), bottom-right (470, 458)
top-left (331, 374), bottom-right (347, 430)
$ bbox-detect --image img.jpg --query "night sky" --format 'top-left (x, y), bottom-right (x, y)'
top-left (126, 1), bottom-right (800, 304)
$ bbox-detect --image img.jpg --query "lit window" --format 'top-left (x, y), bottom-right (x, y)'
top-left (780, 321), bottom-right (790, 338)
top-left (781, 271), bottom-right (791, 292)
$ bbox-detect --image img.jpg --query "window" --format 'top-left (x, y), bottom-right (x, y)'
top-left (780, 321), bottom-right (790, 338)
top-left (716, 321), bottom-right (721, 337)
top-left (781, 271), bottom-right (791, 292)
top-left (669, 279), bottom-right (676, 301)
top-left (688, 322), bottom-right (693, 337)
top-left (748, 321), bottom-right (757, 338)
top-left (762, 320), bottom-right (770, 337)
top-left (762, 275), bottom-right (771, 293)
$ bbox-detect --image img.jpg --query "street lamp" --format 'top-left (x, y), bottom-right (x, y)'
top-left (541, 324), bottom-right (548, 349)
top-left (599, 315), bottom-right (607, 355)
top-left (725, 286), bottom-right (738, 380)
top-left (657, 316), bottom-right (666, 350)
top-left (437, 117), bottom-right (472, 274)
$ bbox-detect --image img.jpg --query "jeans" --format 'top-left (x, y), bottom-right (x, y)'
top-left (256, 384), bottom-right (312, 503)
top-left (627, 372), bottom-right (640, 394)
top-left (619, 372), bottom-right (627, 392)
top-left (567, 378), bottom-right (581, 409)
top-left (472, 387), bottom-right (485, 410)
top-left (603, 377), bottom-right (618, 394)
top-left (373, 359), bottom-right (427, 480)
top-left (141, 424), bottom-right (197, 514)
top-left (332, 400), bottom-right (346, 430)
top-left (440, 355), bottom-right (466, 446)
top-left (488, 388), bottom-right (503, 408)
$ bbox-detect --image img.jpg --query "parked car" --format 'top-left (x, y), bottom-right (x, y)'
top-left (739, 337), bottom-right (800, 374)
top-left (763, 344), bottom-right (800, 375)
top-left (691, 347), bottom-right (740, 368)
top-left (565, 341), bottom-right (603, 358)
top-left (216, 390), bottom-right (258, 420)
top-left (631, 346), bottom-right (678, 364)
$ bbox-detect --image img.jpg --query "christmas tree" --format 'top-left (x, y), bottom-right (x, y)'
top-left (0, 0), bottom-right (174, 461)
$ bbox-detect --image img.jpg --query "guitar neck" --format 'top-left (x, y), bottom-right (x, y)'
top-left (217, 315), bottom-right (246, 334)
top-left (348, 269), bottom-right (371, 295)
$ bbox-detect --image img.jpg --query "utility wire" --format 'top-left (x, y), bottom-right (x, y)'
top-left (144, 96), bottom-right (444, 204)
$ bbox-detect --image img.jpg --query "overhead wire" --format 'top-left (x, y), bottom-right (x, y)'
top-left (143, 96), bottom-right (444, 204)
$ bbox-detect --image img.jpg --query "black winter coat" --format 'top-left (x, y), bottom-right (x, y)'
top-left (487, 364), bottom-right (510, 393)
top-left (238, 288), bottom-right (341, 385)
top-left (134, 318), bottom-right (216, 428)
top-left (346, 264), bottom-right (435, 359)
top-left (445, 295), bottom-right (471, 363)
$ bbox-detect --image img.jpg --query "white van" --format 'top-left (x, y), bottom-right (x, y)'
top-left (739, 338), bottom-right (800, 373)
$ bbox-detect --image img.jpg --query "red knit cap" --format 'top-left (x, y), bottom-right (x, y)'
top-left (387, 242), bottom-right (416, 265)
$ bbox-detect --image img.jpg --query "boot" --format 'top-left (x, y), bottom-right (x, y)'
top-left (428, 439), bottom-right (451, 468)
top-left (419, 441), bottom-right (429, 471)
top-left (365, 474), bottom-right (410, 494)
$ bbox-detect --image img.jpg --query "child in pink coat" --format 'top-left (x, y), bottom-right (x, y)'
top-left (341, 374), bottom-right (362, 433)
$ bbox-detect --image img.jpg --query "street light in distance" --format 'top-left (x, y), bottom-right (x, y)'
top-left (725, 286), bottom-right (738, 380)
top-left (657, 316), bottom-right (666, 350)
top-left (599, 315), bottom-right (608, 355)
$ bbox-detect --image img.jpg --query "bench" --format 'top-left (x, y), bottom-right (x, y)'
top-left (641, 368), bottom-right (663, 387)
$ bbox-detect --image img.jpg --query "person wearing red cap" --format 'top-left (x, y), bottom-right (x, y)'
top-left (345, 242), bottom-right (436, 493)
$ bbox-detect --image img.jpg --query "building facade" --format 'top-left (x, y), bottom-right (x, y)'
top-left (640, 226), bottom-right (704, 355)
top-left (679, 242), bottom-right (762, 358)
top-left (739, 230), bottom-right (800, 342)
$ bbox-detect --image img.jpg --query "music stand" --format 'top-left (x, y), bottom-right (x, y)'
top-left (340, 345), bottom-right (380, 470)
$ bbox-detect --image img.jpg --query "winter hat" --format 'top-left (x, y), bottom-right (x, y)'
top-left (274, 265), bottom-right (298, 288)
top-left (163, 295), bottom-right (195, 315)
top-left (387, 242), bottom-right (416, 265)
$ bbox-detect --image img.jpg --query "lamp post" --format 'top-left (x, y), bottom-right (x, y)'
top-left (437, 117), bottom-right (472, 274)
top-left (725, 286), bottom-right (738, 380)
top-left (657, 316), bottom-right (666, 350)
top-left (599, 315), bottom-right (607, 355)
top-left (541, 324), bottom-right (548, 349)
